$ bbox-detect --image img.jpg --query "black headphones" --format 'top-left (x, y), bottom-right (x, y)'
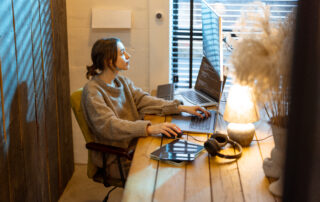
top-left (204, 132), bottom-right (242, 159)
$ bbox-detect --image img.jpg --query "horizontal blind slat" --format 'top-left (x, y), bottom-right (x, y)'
top-left (170, 0), bottom-right (297, 88)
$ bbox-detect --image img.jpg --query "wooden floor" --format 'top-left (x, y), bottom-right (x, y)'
top-left (59, 164), bottom-right (124, 202)
top-left (122, 113), bottom-right (280, 202)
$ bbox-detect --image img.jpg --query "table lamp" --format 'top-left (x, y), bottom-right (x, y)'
top-left (223, 84), bottom-right (260, 147)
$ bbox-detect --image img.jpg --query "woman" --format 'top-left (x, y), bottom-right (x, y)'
top-left (81, 37), bottom-right (210, 181)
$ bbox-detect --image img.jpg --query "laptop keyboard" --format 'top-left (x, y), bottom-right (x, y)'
top-left (180, 91), bottom-right (209, 104)
top-left (190, 115), bottom-right (212, 130)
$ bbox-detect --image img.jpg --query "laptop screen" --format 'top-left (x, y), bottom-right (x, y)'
top-left (202, 0), bottom-right (223, 81)
top-left (195, 57), bottom-right (221, 101)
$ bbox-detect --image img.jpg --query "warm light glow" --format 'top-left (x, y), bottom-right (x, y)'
top-left (227, 122), bottom-right (255, 147)
top-left (223, 84), bottom-right (259, 124)
top-left (227, 123), bottom-right (255, 133)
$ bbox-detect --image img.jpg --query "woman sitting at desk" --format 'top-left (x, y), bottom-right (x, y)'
top-left (81, 37), bottom-right (210, 180)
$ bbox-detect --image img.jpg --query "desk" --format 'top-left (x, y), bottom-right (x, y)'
top-left (122, 97), bottom-right (279, 201)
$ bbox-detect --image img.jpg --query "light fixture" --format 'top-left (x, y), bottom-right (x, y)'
top-left (223, 84), bottom-right (260, 147)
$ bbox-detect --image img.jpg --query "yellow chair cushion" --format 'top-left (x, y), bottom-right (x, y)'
top-left (70, 88), bottom-right (98, 178)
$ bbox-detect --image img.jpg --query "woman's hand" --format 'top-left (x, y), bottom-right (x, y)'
top-left (147, 122), bottom-right (181, 138)
top-left (178, 105), bottom-right (211, 118)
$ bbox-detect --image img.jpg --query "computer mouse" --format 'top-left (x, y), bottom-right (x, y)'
top-left (162, 131), bottom-right (183, 139)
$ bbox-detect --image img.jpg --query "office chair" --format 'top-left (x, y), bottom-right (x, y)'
top-left (70, 88), bottom-right (134, 202)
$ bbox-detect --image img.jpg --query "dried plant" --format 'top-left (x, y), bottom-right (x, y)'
top-left (230, 4), bottom-right (295, 127)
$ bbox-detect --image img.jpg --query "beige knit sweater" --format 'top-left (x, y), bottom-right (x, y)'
top-left (81, 75), bottom-right (181, 170)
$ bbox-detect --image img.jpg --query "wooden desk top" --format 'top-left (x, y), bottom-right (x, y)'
top-left (122, 111), bottom-right (280, 202)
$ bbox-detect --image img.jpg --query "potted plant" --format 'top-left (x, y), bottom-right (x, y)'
top-left (229, 5), bottom-right (296, 196)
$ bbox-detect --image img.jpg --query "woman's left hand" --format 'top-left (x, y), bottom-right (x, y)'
top-left (178, 105), bottom-right (211, 118)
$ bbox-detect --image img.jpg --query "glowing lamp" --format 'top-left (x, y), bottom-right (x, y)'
top-left (223, 84), bottom-right (260, 147)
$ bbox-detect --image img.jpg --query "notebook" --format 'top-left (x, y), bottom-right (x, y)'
top-left (179, 56), bottom-right (222, 107)
top-left (171, 109), bottom-right (216, 134)
top-left (150, 139), bottom-right (204, 163)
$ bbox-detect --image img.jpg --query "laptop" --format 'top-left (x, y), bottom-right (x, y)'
top-left (171, 109), bottom-right (217, 134)
top-left (156, 83), bottom-right (174, 100)
top-left (179, 56), bottom-right (222, 107)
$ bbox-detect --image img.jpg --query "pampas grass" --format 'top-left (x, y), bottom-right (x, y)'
top-left (230, 4), bottom-right (295, 127)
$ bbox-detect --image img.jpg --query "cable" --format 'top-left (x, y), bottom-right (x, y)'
top-left (189, 133), bottom-right (273, 143)
top-left (188, 134), bottom-right (206, 143)
top-left (252, 135), bottom-right (273, 142)
top-left (103, 186), bottom-right (117, 202)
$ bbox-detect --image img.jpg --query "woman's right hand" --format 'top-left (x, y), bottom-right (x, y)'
top-left (147, 122), bottom-right (181, 138)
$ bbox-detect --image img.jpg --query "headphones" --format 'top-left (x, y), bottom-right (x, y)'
top-left (204, 132), bottom-right (242, 159)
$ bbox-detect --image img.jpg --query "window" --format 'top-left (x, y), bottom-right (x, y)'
top-left (169, 0), bottom-right (298, 89)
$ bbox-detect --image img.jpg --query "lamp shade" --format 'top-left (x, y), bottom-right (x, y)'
top-left (223, 84), bottom-right (260, 123)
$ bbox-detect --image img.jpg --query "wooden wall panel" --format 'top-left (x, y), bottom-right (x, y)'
top-left (0, 0), bottom-right (73, 201)
top-left (0, 0), bottom-right (27, 201)
top-left (31, 0), bottom-right (51, 201)
top-left (50, 0), bottom-right (74, 191)
top-left (0, 60), bottom-right (10, 202)
top-left (12, 0), bottom-right (42, 201)
top-left (39, 0), bottom-right (60, 200)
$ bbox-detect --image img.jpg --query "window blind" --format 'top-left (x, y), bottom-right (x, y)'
top-left (169, 0), bottom-right (298, 89)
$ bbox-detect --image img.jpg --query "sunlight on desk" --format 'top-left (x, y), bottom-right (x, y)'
top-left (122, 110), bottom-right (279, 201)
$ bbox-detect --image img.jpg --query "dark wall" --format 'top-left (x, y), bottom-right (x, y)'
top-left (0, 0), bottom-right (74, 201)
top-left (284, 0), bottom-right (320, 202)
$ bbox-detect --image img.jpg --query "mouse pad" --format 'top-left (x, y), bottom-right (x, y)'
top-left (150, 139), bottom-right (204, 162)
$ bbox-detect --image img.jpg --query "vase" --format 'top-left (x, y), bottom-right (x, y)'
top-left (263, 124), bottom-right (287, 196)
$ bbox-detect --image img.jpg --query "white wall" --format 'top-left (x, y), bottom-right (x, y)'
top-left (148, 0), bottom-right (170, 91)
top-left (67, 0), bottom-right (169, 163)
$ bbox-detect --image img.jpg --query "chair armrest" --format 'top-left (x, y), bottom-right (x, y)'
top-left (86, 142), bottom-right (134, 160)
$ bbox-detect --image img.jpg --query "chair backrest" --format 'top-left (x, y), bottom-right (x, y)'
top-left (70, 88), bottom-right (94, 143)
top-left (70, 88), bottom-right (98, 178)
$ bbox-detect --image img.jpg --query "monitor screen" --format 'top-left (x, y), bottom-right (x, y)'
top-left (201, 0), bottom-right (223, 81)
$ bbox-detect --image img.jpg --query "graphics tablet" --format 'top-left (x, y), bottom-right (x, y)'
top-left (150, 139), bottom-right (204, 162)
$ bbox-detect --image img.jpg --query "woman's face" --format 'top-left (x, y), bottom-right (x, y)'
top-left (114, 41), bottom-right (130, 71)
